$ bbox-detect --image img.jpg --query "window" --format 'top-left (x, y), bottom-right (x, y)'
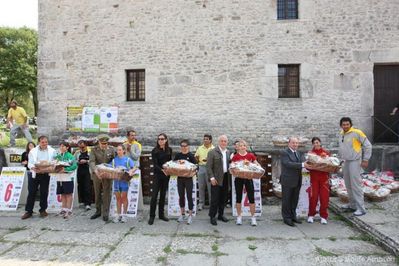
top-left (278, 65), bottom-right (300, 98)
top-left (126, 69), bottom-right (145, 101)
top-left (277, 0), bottom-right (298, 20)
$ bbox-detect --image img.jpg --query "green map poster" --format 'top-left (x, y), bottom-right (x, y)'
top-left (82, 107), bottom-right (100, 132)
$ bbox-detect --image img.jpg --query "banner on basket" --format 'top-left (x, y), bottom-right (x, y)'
top-left (232, 176), bottom-right (262, 217)
top-left (109, 171), bottom-right (141, 218)
top-left (47, 175), bottom-right (75, 213)
top-left (0, 167), bottom-right (26, 211)
top-left (167, 176), bottom-right (197, 217)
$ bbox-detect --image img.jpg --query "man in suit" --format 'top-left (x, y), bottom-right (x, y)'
top-left (280, 137), bottom-right (309, 227)
top-left (206, 135), bottom-right (230, 226)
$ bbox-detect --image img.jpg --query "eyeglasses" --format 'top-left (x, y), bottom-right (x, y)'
top-left (180, 145), bottom-right (188, 147)
top-left (158, 138), bottom-right (166, 141)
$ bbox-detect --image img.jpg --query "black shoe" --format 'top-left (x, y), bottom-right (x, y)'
top-left (148, 217), bottom-right (155, 225)
top-left (159, 216), bottom-right (169, 222)
top-left (218, 216), bottom-right (228, 222)
top-left (210, 217), bottom-right (217, 226)
top-left (90, 213), bottom-right (101, 220)
top-left (284, 219), bottom-right (295, 227)
top-left (292, 218), bottom-right (302, 224)
top-left (102, 216), bottom-right (109, 222)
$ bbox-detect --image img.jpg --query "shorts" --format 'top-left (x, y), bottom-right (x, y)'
top-left (113, 180), bottom-right (129, 193)
top-left (57, 181), bottom-right (74, 195)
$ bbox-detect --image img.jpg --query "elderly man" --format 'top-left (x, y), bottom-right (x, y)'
top-left (206, 135), bottom-right (230, 226)
top-left (89, 134), bottom-right (115, 221)
top-left (194, 134), bottom-right (214, 211)
top-left (21, 136), bottom-right (56, 219)
top-left (280, 137), bottom-right (309, 227)
top-left (6, 100), bottom-right (32, 147)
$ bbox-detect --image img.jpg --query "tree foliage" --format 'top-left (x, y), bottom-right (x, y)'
top-left (0, 27), bottom-right (37, 117)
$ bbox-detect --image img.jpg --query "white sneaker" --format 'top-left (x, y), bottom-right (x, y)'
top-left (251, 217), bottom-right (257, 226)
top-left (236, 216), bottom-right (242, 225)
top-left (353, 210), bottom-right (366, 216)
top-left (187, 215), bottom-right (192, 225)
top-left (320, 218), bottom-right (328, 224)
top-left (177, 215), bottom-right (185, 223)
top-left (120, 215), bottom-right (127, 223)
top-left (198, 204), bottom-right (203, 211)
top-left (112, 216), bottom-right (120, 223)
top-left (307, 216), bottom-right (314, 223)
top-left (85, 205), bottom-right (91, 211)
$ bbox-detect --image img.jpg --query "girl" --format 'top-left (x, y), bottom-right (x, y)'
top-left (174, 139), bottom-right (197, 224)
top-left (307, 137), bottom-right (330, 225)
top-left (231, 140), bottom-right (260, 226)
top-left (54, 142), bottom-right (77, 219)
top-left (148, 133), bottom-right (172, 225)
top-left (112, 144), bottom-right (136, 223)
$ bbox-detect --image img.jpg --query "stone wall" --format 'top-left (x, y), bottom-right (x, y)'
top-left (38, 0), bottom-right (399, 148)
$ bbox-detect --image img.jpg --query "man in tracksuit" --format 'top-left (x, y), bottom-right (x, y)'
top-left (338, 117), bottom-right (372, 216)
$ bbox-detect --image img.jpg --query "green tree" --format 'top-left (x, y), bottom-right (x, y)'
top-left (0, 27), bottom-right (37, 117)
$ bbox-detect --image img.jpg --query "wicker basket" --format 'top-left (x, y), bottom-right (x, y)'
top-left (229, 168), bottom-right (264, 179)
top-left (338, 193), bottom-right (349, 203)
top-left (306, 163), bottom-right (341, 174)
top-left (96, 166), bottom-right (125, 180)
top-left (273, 189), bottom-right (282, 198)
top-left (365, 194), bottom-right (389, 202)
top-left (163, 167), bottom-right (197, 177)
top-left (34, 162), bottom-right (67, 174)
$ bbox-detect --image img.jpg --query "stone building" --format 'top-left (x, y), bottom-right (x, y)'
top-left (37, 0), bottom-right (399, 149)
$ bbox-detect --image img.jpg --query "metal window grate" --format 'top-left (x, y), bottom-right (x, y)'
top-left (277, 0), bottom-right (298, 20)
top-left (126, 69), bottom-right (145, 101)
top-left (278, 65), bottom-right (300, 98)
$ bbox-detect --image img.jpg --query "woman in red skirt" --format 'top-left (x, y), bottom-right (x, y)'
top-left (307, 137), bottom-right (330, 225)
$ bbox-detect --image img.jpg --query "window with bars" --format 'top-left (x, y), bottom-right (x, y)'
top-left (278, 65), bottom-right (300, 98)
top-left (126, 69), bottom-right (145, 101)
top-left (277, 0), bottom-right (298, 20)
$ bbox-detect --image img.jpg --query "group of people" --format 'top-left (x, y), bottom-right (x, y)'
top-left (15, 116), bottom-right (372, 228)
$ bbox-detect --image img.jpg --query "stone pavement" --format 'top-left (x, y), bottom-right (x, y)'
top-left (0, 203), bottom-right (397, 266)
top-left (330, 192), bottom-right (399, 257)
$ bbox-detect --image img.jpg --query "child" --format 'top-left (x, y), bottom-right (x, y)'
top-left (174, 139), bottom-right (197, 224)
top-left (112, 144), bottom-right (136, 223)
top-left (54, 141), bottom-right (77, 219)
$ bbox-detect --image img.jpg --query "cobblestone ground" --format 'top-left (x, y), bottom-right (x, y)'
top-left (0, 203), bottom-right (397, 266)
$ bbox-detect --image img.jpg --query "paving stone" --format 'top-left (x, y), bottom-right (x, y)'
top-left (170, 235), bottom-right (217, 254)
top-left (0, 216), bottom-right (41, 230)
top-left (0, 242), bottom-right (16, 255)
top-left (311, 239), bottom-right (389, 255)
top-left (2, 228), bottom-right (42, 242)
top-left (64, 245), bottom-right (110, 264)
top-left (167, 254), bottom-right (215, 266)
top-left (2, 243), bottom-right (69, 261)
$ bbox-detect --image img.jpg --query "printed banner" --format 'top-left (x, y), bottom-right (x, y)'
top-left (99, 107), bottom-right (118, 133)
top-left (296, 169), bottom-right (311, 217)
top-left (0, 167), bottom-right (26, 211)
top-left (82, 107), bottom-right (100, 132)
top-left (167, 176), bottom-right (197, 217)
top-left (110, 170), bottom-right (141, 218)
top-left (66, 106), bottom-right (83, 132)
top-left (232, 176), bottom-right (262, 217)
top-left (47, 175), bottom-right (75, 213)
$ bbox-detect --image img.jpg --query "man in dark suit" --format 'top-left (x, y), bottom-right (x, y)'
top-left (206, 135), bottom-right (231, 226)
top-left (280, 137), bottom-right (309, 227)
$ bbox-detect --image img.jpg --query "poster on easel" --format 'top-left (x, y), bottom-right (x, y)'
top-left (47, 174), bottom-right (75, 213)
top-left (66, 106), bottom-right (83, 132)
top-left (167, 176), bottom-right (197, 217)
top-left (99, 107), bottom-right (118, 133)
top-left (0, 167), bottom-right (26, 211)
top-left (109, 170), bottom-right (141, 218)
top-left (232, 176), bottom-right (262, 217)
top-left (82, 107), bottom-right (100, 132)
top-left (296, 169), bottom-right (311, 217)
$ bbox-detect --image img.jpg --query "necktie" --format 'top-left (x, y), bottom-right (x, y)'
top-left (294, 151), bottom-right (299, 161)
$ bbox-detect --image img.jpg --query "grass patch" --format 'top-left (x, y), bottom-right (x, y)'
top-left (99, 245), bottom-right (117, 264)
top-left (212, 251), bottom-right (228, 257)
top-left (180, 232), bottom-right (211, 238)
top-left (311, 237), bottom-right (321, 240)
top-left (348, 233), bottom-right (375, 243)
top-left (142, 232), bottom-right (161, 237)
top-left (163, 244), bottom-right (172, 254)
top-left (8, 226), bottom-right (26, 233)
top-left (213, 229), bottom-right (220, 234)
top-left (246, 236), bottom-right (257, 241)
top-left (328, 236), bottom-right (337, 242)
top-left (156, 256), bottom-right (167, 263)
top-left (176, 249), bottom-right (190, 255)
top-left (316, 247), bottom-right (338, 257)
top-left (211, 243), bottom-right (218, 252)
top-left (248, 244), bottom-right (257, 251)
